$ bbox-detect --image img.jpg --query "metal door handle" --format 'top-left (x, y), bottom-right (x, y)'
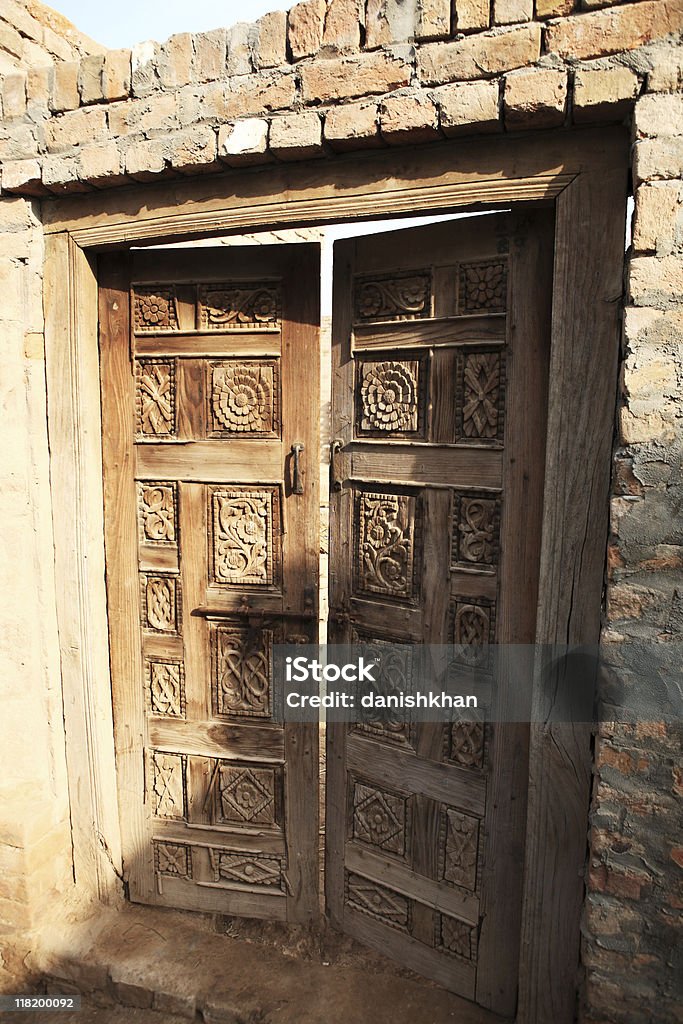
top-left (330, 438), bottom-right (344, 492)
top-left (291, 443), bottom-right (304, 494)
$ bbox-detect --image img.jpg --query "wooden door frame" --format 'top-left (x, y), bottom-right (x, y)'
top-left (43, 126), bottom-right (628, 1023)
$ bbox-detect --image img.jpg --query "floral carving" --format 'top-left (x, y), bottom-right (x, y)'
top-left (142, 574), bottom-right (179, 633)
top-left (136, 360), bottom-right (176, 437)
top-left (151, 752), bottom-right (186, 819)
top-left (149, 660), bottom-right (184, 717)
top-left (217, 764), bottom-right (277, 825)
top-left (442, 808), bottom-right (479, 891)
top-left (345, 872), bottom-right (410, 931)
top-left (155, 842), bottom-right (191, 877)
top-left (214, 626), bottom-right (271, 718)
top-left (139, 483), bottom-right (176, 543)
top-left (134, 287), bottom-right (178, 332)
top-left (358, 360), bottom-right (419, 434)
top-left (451, 600), bottom-right (494, 667)
top-left (352, 782), bottom-right (408, 857)
top-left (354, 272), bottom-right (431, 322)
top-left (459, 260), bottom-right (507, 313)
top-left (211, 488), bottom-right (279, 587)
top-left (356, 492), bottom-right (417, 601)
top-left (211, 362), bottom-right (277, 435)
top-left (210, 850), bottom-right (283, 890)
top-left (452, 492), bottom-right (500, 569)
top-left (449, 720), bottom-right (485, 770)
top-left (200, 284), bottom-right (280, 330)
top-left (438, 914), bottom-right (475, 960)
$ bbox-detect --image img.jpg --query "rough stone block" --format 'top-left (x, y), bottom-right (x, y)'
top-left (226, 23), bottom-right (254, 77)
top-left (634, 93), bottom-right (683, 139)
top-left (433, 79), bottom-right (500, 135)
top-left (324, 99), bottom-right (381, 150)
top-left (288, 0), bottom-right (327, 59)
top-left (632, 182), bottom-right (683, 256)
top-left (535, 0), bottom-right (575, 15)
top-left (453, 0), bottom-right (489, 32)
top-left (418, 24), bottom-right (541, 85)
top-left (365, 0), bottom-right (419, 49)
top-left (573, 66), bottom-right (639, 123)
top-left (229, 70), bottom-right (298, 116)
top-left (323, 0), bottom-right (363, 51)
top-left (167, 127), bottom-right (218, 173)
top-left (269, 110), bottom-right (323, 160)
top-left (124, 138), bottom-right (168, 180)
top-left (218, 119), bottom-right (271, 165)
top-left (78, 142), bottom-right (123, 186)
top-left (108, 93), bottom-right (177, 138)
top-left (157, 34), bottom-right (193, 90)
top-left (648, 50), bottom-right (683, 93)
top-left (493, 0), bottom-right (533, 24)
top-left (629, 256), bottom-right (683, 309)
top-left (50, 61), bottom-right (79, 114)
top-left (78, 54), bottom-right (104, 105)
top-left (192, 29), bottom-right (228, 83)
top-left (44, 106), bottom-right (108, 152)
top-left (300, 49), bottom-right (412, 103)
top-left (253, 11), bottom-right (287, 68)
top-left (41, 155), bottom-right (90, 194)
top-left (416, 0), bottom-right (451, 40)
top-left (379, 89), bottom-right (440, 145)
top-left (0, 160), bottom-right (43, 196)
top-left (633, 137), bottom-right (683, 185)
top-left (2, 74), bottom-right (27, 120)
top-left (0, 197), bottom-right (39, 232)
top-left (545, 1), bottom-right (683, 61)
top-left (504, 68), bottom-right (567, 129)
top-left (131, 40), bottom-right (159, 98)
top-left (26, 66), bottom-right (52, 115)
top-left (103, 50), bottom-right (131, 102)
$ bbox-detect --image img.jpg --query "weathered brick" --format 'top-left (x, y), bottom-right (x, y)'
top-left (416, 0), bottom-right (451, 40)
top-left (157, 34), bottom-right (193, 90)
top-left (103, 50), bottom-right (131, 102)
top-left (253, 11), bottom-right (287, 69)
top-left (288, 0), bottom-right (326, 59)
top-left (218, 118), bottom-right (271, 165)
top-left (504, 68), bottom-right (567, 129)
top-left (50, 61), bottom-right (79, 114)
top-left (633, 137), bottom-right (683, 185)
top-left (26, 66), bottom-right (52, 115)
top-left (632, 182), bottom-right (683, 256)
top-left (648, 50), bottom-right (683, 93)
top-left (379, 89), bottom-right (440, 144)
top-left (573, 67), bottom-right (639, 123)
top-left (78, 142), bottom-right (123, 186)
top-left (44, 106), bottom-right (108, 152)
top-left (78, 54), bottom-right (104, 105)
top-left (124, 138), bottom-right (168, 180)
top-left (269, 110), bottom-right (323, 160)
top-left (629, 256), bottom-right (683, 308)
top-left (131, 40), bottom-right (159, 98)
top-left (493, 0), bottom-right (533, 25)
top-left (365, 0), bottom-right (419, 49)
top-left (324, 99), bottom-right (381, 150)
top-left (192, 29), bottom-right (227, 83)
top-left (2, 74), bottom-right (27, 120)
top-left (634, 93), bottom-right (683, 140)
top-left (535, 0), bottom-right (575, 15)
top-left (322, 0), bottom-right (363, 51)
top-left (1, 159), bottom-right (43, 196)
top-left (432, 79), bottom-right (500, 135)
top-left (167, 127), bottom-right (218, 173)
top-left (108, 92), bottom-right (178, 137)
top-left (177, 82), bottom-right (231, 126)
top-left (453, 0), bottom-right (489, 32)
top-left (226, 23), bottom-right (254, 76)
top-left (229, 70), bottom-right (298, 116)
top-left (300, 49), bottom-right (412, 103)
top-left (545, 2), bottom-right (683, 61)
top-left (418, 24), bottom-right (541, 85)
top-left (41, 155), bottom-right (90, 194)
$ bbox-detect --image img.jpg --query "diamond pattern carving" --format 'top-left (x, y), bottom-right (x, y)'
top-left (138, 483), bottom-right (177, 544)
top-left (459, 259), bottom-right (507, 313)
top-left (210, 361), bottom-right (278, 436)
top-left (438, 914), bottom-right (475, 960)
top-left (218, 764), bottom-right (277, 825)
top-left (148, 660), bottom-right (184, 717)
top-left (141, 574), bottom-right (180, 633)
top-left (456, 351), bottom-right (505, 443)
top-left (213, 625), bottom-right (272, 718)
top-left (354, 272), bottom-right (431, 322)
top-left (345, 872), bottom-right (410, 931)
top-left (199, 283), bottom-right (280, 330)
top-left (451, 492), bottom-right (500, 570)
top-left (352, 781), bottom-right (408, 857)
top-left (154, 842), bottom-right (191, 877)
top-left (357, 359), bottom-right (420, 435)
top-left (211, 488), bottom-right (280, 587)
top-left (355, 491), bottom-right (417, 601)
top-left (442, 808), bottom-right (479, 891)
top-left (133, 286), bottom-right (178, 332)
top-left (151, 752), bottom-right (186, 819)
top-left (136, 360), bottom-right (176, 437)
top-left (210, 850), bottom-right (283, 890)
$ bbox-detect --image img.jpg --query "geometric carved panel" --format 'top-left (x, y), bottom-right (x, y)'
top-left (352, 781), bottom-right (409, 858)
top-left (458, 259), bottom-right (507, 314)
top-left (210, 487), bottom-right (281, 588)
top-left (150, 751), bottom-right (186, 820)
top-left (133, 286), bottom-right (179, 332)
top-left (141, 573), bottom-right (181, 634)
top-left (209, 849), bottom-right (283, 891)
top-left (354, 491), bottom-right (418, 602)
top-left (210, 361), bottom-right (279, 437)
top-left (354, 271), bottom-right (431, 323)
top-left (356, 358), bottom-right (422, 437)
top-left (148, 659), bottom-right (185, 717)
top-left (199, 283), bottom-right (281, 330)
top-left (451, 491), bottom-right (501, 571)
top-left (216, 764), bottom-right (278, 826)
top-left (345, 871), bottom-right (411, 931)
top-left (448, 720), bottom-right (485, 771)
top-left (450, 598), bottom-right (495, 667)
top-left (138, 482), bottom-right (177, 544)
top-left (437, 913), bottom-right (476, 960)
top-left (154, 841), bottom-right (191, 877)
top-left (351, 631), bottom-right (415, 749)
top-left (441, 808), bottom-right (479, 892)
top-left (212, 624), bottom-right (272, 718)
top-left (135, 359), bottom-right (176, 437)
top-left (455, 350), bottom-right (506, 444)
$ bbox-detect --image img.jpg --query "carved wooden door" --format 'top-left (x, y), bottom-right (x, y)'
top-left (99, 245), bottom-right (319, 922)
top-left (327, 212), bottom-right (554, 1014)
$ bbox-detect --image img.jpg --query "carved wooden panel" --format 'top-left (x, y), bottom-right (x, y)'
top-left (138, 482), bottom-right (177, 544)
top-left (154, 841), bottom-right (192, 877)
top-left (345, 872), bottom-right (411, 931)
top-left (199, 283), bottom-right (281, 330)
top-left (212, 623), bottom-right (272, 718)
top-left (448, 720), bottom-right (485, 771)
top-left (441, 808), bottom-right (479, 892)
top-left (210, 487), bottom-right (281, 588)
top-left (451, 491), bottom-right (501, 572)
top-left (351, 631), bottom-right (415, 748)
top-left (141, 573), bottom-right (181, 633)
top-left (354, 490), bottom-right (419, 602)
top-left (351, 780), bottom-right (409, 858)
top-left (354, 271), bottom-right (431, 323)
top-left (133, 286), bottom-right (179, 332)
top-left (136, 359), bottom-right (176, 437)
top-left (455, 350), bottom-right (505, 444)
top-left (437, 914), bottom-right (476, 960)
top-left (150, 751), bottom-right (186, 820)
top-left (450, 598), bottom-right (495, 667)
top-left (216, 763), bottom-right (279, 826)
top-left (148, 659), bottom-right (185, 717)
top-left (355, 357), bottom-right (422, 437)
top-left (209, 360), bottom-right (279, 437)
top-left (458, 259), bottom-right (507, 314)
top-left (209, 850), bottom-right (284, 891)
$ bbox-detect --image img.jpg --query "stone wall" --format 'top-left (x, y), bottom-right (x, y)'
top-left (0, 0), bottom-right (101, 75)
top-left (0, 0), bottom-right (681, 1019)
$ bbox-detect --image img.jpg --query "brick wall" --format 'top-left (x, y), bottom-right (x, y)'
top-left (0, 0), bottom-right (680, 1018)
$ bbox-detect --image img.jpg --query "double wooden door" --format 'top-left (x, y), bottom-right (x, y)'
top-left (100, 211), bottom-right (553, 1015)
